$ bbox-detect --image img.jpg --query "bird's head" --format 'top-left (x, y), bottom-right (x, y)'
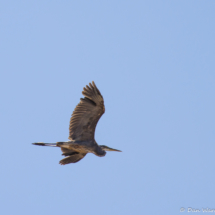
top-left (100, 145), bottom-right (122, 152)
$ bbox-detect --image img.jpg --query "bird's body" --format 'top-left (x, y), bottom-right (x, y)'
top-left (33, 81), bottom-right (121, 165)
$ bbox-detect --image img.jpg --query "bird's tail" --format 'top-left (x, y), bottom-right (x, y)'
top-left (32, 142), bottom-right (57, 147)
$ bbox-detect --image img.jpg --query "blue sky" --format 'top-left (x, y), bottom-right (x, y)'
top-left (1, 1), bottom-right (215, 214)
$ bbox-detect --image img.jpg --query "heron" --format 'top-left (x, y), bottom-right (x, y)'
top-left (33, 81), bottom-right (121, 165)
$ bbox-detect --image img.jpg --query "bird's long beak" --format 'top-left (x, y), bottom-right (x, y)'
top-left (100, 145), bottom-right (122, 152)
top-left (111, 148), bottom-right (122, 152)
top-left (106, 147), bottom-right (122, 152)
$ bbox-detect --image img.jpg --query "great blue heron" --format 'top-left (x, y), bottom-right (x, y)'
top-left (33, 81), bottom-right (121, 165)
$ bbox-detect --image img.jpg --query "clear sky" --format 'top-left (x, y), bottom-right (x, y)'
top-left (1, 1), bottom-right (215, 214)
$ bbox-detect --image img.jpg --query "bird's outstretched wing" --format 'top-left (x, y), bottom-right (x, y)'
top-left (69, 81), bottom-right (105, 141)
top-left (59, 153), bottom-right (86, 165)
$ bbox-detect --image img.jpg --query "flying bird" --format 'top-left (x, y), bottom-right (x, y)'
top-left (33, 81), bottom-right (121, 165)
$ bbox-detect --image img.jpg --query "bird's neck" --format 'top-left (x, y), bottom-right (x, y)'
top-left (94, 145), bottom-right (106, 157)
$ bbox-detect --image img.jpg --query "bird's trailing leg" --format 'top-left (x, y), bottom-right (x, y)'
top-left (32, 142), bottom-right (57, 147)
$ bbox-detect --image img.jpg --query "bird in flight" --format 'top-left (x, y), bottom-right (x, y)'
top-left (33, 81), bottom-right (121, 165)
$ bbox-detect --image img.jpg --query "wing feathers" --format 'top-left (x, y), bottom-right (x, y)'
top-left (69, 81), bottom-right (105, 141)
top-left (59, 153), bottom-right (86, 165)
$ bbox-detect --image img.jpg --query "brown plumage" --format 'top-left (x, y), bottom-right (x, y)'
top-left (69, 81), bottom-right (105, 141)
top-left (33, 81), bottom-right (121, 165)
